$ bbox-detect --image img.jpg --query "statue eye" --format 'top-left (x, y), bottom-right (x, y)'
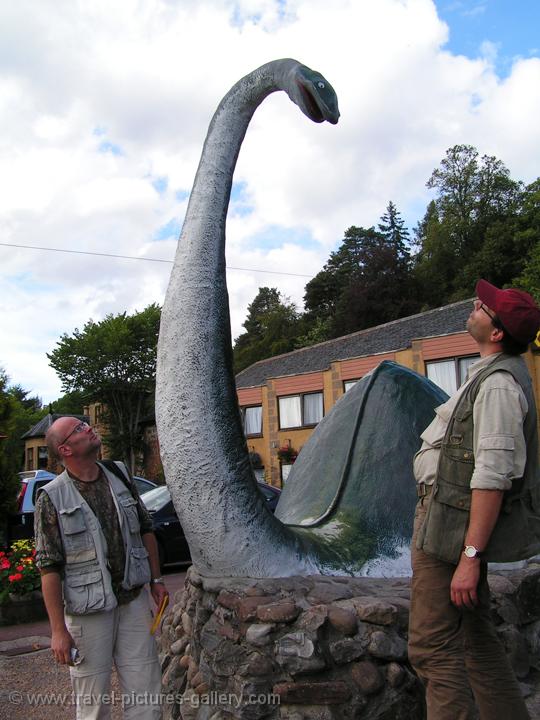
top-left (317, 82), bottom-right (325, 89)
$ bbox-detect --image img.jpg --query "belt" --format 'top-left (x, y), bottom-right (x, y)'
top-left (416, 483), bottom-right (433, 498)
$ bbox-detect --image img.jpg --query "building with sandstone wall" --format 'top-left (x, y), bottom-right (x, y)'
top-left (236, 299), bottom-right (540, 488)
top-left (22, 299), bottom-right (540, 483)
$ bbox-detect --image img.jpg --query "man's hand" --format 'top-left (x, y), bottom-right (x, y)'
top-left (40, 570), bottom-right (76, 664)
top-left (450, 557), bottom-right (481, 609)
top-left (450, 489), bottom-right (504, 609)
top-left (51, 627), bottom-right (75, 665)
top-left (150, 580), bottom-right (168, 608)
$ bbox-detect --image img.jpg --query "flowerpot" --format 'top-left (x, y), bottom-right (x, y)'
top-left (8, 590), bottom-right (43, 603)
top-left (0, 590), bottom-right (46, 626)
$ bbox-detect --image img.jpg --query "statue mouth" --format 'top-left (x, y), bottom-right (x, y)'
top-left (296, 79), bottom-right (340, 125)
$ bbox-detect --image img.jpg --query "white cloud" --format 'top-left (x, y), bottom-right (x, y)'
top-left (0, 0), bottom-right (539, 401)
top-left (479, 39), bottom-right (499, 65)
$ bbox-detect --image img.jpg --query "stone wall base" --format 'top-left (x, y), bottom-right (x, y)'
top-left (0, 591), bottom-right (46, 626)
top-left (157, 567), bottom-right (540, 719)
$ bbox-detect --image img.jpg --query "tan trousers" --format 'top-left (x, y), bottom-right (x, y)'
top-left (408, 497), bottom-right (530, 720)
top-left (66, 590), bottom-right (162, 720)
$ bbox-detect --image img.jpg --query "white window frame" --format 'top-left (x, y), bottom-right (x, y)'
top-left (241, 405), bottom-right (263, 436)
top-left (278, 391), bottom-right (324, 430)
top-left (425, 355), bottom-right (480, 395)
top-left (281, 463), bottom-right (294, 483)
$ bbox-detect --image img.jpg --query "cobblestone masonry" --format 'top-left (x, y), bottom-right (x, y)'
top-left (157, 566), bottom-right (540, 720)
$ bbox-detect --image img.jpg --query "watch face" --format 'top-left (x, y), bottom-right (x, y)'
top-left (464, 545), bottom-right (477, 558)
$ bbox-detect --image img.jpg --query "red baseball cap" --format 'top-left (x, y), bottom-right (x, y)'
top-left (476, 279), bottom-right (540, 344)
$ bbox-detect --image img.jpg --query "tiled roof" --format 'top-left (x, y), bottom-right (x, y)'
top-left (236, 299), bottom-right (472, 388)
top-left (21, 413), bottom-right (89, 440)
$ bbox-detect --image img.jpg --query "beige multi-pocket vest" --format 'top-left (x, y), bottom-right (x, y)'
top-left (41, 461), bottom-right (151, 615)
top-left (416, 354), bottom-right (540, 565)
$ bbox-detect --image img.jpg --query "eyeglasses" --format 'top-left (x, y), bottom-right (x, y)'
top-left (479, 302), bottom-right (496, 322)
top-left (475, 300), bottom-right (501, 328)
top-left (59, 421), bottom-right (90, 446)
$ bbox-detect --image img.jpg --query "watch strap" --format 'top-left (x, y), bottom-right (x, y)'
top-left (464, 545), bottom-right (484, 559)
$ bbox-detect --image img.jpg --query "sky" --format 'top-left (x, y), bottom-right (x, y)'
top-left (1, 0), bottom-right (539, 403)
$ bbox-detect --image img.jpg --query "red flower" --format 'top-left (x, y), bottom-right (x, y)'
top-left (8, 573), bottom-right (23, 583)
top-left (0, 551), bottom-right (5, 557)
top-left (16, 565), bottom-right (24, 572)
top-left (0, 558), bottom-right (10, 570)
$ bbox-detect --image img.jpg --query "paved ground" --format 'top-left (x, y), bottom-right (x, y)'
top-left (0, 567), bottom-right (188, 644)
top-left (0, 568), bottom-right (188, 720)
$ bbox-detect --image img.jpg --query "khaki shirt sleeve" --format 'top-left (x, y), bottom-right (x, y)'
top-left (471, 371), bottom-right (528, 491)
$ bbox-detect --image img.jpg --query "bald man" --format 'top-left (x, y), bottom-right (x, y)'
top-left (35, 416), bottom-right (167, 719)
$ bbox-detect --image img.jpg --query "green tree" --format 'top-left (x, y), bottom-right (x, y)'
top-left (303, 227), bottom-right (366, 327)
top-left (233, 288), bottom-right (300, 373)
top-left (413, 145), bottom-right (523, 305)
top-left (412, 201), bottom-right (457, 307)
top-left (0, 370), bottom-right (47, 542)
top-left (294, 316), bottom-right (333, 349)
top-left (427, 145), bottom-right (520, 255)
top-left (0, 369), bottom-right (21, 534)
top-left (331, 226), bottom-right (417, 337)
top-left (47, 304), bottom-right (161, 472)
top-left (304, 204), bottom-right (417, 339)
top-left (49, 389), bottom-right (89, 415)
top-left (513, 179), bottom-right (540, 299)
top-left (8, 385), bottom-right (42, 415)
top-left (378, 200), bottom-right (411, 258)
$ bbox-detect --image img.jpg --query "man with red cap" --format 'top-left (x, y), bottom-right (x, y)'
top-left (408, 280), bottom-right (540, 720)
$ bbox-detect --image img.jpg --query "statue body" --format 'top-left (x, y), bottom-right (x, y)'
top-left (156, 59), bottom-right (444, 578)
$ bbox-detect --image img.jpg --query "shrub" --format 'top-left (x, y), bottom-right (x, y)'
top-left (0, 539), bottom-right (41, 603)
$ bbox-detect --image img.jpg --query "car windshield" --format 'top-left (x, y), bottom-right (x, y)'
top-left (32, 478), bottom-right (55, 504)
top-left (140, 485), bottom-right (171, 511)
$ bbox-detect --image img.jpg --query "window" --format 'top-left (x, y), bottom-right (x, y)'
top-left (426, 355), bottom-right (480, 396)
top-left (253, 468), bottom-right (265, 483)
top-left (26, 447), bottom-right (34, 470)
top-left (344, 380), bottom-right (358, 392)
top-left (38, 446), bottom-right (48, 469)
top-left (242, 406), bottom-right (262, 436)
top-left (281, 464), bottom-right (294, 483)
top-left (278, 392), bottom-right (324, 429)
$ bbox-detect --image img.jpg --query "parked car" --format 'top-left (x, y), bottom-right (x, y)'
top-left (256, 481), bottom-right (281, 513)
top-left (132, 475), bottom-right (157, 495)
top-left (5, 470), bottom-right (57, 544)
top-left (141, 481), bottom-right (281, 568)
top-left (140, 485), bottom-right (191, 568)
top-left (5, 469), bottom-right (157, 546)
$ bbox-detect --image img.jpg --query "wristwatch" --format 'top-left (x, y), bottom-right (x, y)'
top-left (151, 577), bottom-right (165, 584)
top-left (463, 545), bottom-right (484, 559)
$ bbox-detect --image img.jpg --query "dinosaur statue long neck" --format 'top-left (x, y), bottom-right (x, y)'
top-left (156, 60), bottom-right (330, 577)
top-left (156, 59), bottom-right (445, 579)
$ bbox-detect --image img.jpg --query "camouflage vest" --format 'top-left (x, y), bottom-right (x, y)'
top-left (42, 462), bottom-right (151, 615)
top-left (416, 354), bottom-right (540, 564)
